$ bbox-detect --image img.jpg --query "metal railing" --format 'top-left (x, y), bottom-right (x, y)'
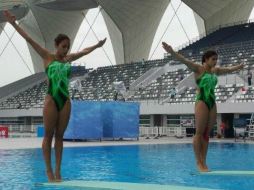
top-left (7, 125), bottom-right (37, 133)
top-left (139, 126), bottom-right (188, 137)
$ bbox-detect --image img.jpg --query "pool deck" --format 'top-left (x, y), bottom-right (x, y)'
top-left (0, 137), bottom-right (253, 150)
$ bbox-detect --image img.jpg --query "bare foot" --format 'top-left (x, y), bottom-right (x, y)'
top-left (197, 162), bottom-right (209, 172)
top-left (199, 167), bottom-right (209, 172)
top-left (201, 160), bottom-right (210, 171)
top-left (46, 170), bottom-right (55, 182)
top-left (203, 163), bottom-right (209, 170)
top-left (55, 171), bottom-right (62, 182)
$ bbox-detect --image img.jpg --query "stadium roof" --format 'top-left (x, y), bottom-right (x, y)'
top-left (0, 0), bottom-right (253, 73)
top-left (184, 0), bottom-right (254, 33)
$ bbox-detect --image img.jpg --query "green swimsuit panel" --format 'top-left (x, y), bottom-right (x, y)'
top-left (196, 72), bottom-right (218, 110)
top-left (46, 60), bottom-right (71, 111)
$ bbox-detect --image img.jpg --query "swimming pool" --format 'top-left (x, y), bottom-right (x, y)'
top-left (0, 143), bottom-right (253, 190)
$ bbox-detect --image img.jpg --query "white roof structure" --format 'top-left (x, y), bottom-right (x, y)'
top-left (183, 0), bottom-right (254, 33)
top-left (0, 0), bottom-right (254, 73)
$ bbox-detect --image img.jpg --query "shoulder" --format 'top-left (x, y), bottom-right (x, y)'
top-left (194, 65), bottom-right (205, 77)
top-left (211, 67), bottom-right (220, 74)
top-left (63, 54), bottom-right (73, 63)
top-left (44, 54), bottom-right (55, 69)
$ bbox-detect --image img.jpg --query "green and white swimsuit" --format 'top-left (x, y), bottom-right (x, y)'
top-left (196, 72), bottom-right (218, 110)
top-left (46, 60), bottom-right (71, 111)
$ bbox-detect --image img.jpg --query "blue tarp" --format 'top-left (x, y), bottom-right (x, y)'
top-left (63, 101), bottom-right (139, 140)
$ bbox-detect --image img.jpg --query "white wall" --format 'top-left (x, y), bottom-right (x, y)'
top-left (0, 108), bottom-right (42, 117)
top-left (140, 101), bottom-right (254, 115)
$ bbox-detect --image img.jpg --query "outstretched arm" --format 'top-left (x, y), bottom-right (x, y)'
top-left (3, 10), bottom-right (50, 62)
top-left (162, 42), bottom-right (201, 72)
top-left (214, 63), bottom-right (244, 75)
top-left (66, 38), bottom-right (107, 62)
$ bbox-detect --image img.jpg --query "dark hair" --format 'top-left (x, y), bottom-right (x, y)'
top-left (202, 50), bottom-right (218, 64)
top-left (54, 34), bottom-right (70, 47)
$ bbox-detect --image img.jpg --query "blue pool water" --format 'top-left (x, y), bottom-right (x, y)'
top-left (0, 143), bottom-right (254, 190)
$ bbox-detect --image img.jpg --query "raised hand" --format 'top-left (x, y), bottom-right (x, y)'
top-left (3, 10), bottom-right (16, 24)
top-left (97, 38), bottom-right (107, 47)
top-left (162, 42), bottom-right (173, 53)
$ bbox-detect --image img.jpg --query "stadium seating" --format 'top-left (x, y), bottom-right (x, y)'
top-left (1, 23), bottom-right (254, 109)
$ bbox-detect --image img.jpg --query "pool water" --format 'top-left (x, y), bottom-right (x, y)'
top-left (0, 143), bottom-right (254, 190)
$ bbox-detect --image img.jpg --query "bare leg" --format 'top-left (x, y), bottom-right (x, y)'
top-left (194, 101), bottom-right (209, 172)
top-left (200, 134), bottom-right (209, 170)
top-left (43, 95), bottom-right (58, 182)
top-left (54, 99), bottom-right (71, 182)
top-left (201, 105), bottom-right (217, 171)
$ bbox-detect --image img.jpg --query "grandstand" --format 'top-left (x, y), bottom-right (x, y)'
top-left (2, 21), bottom-right (254, 108)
